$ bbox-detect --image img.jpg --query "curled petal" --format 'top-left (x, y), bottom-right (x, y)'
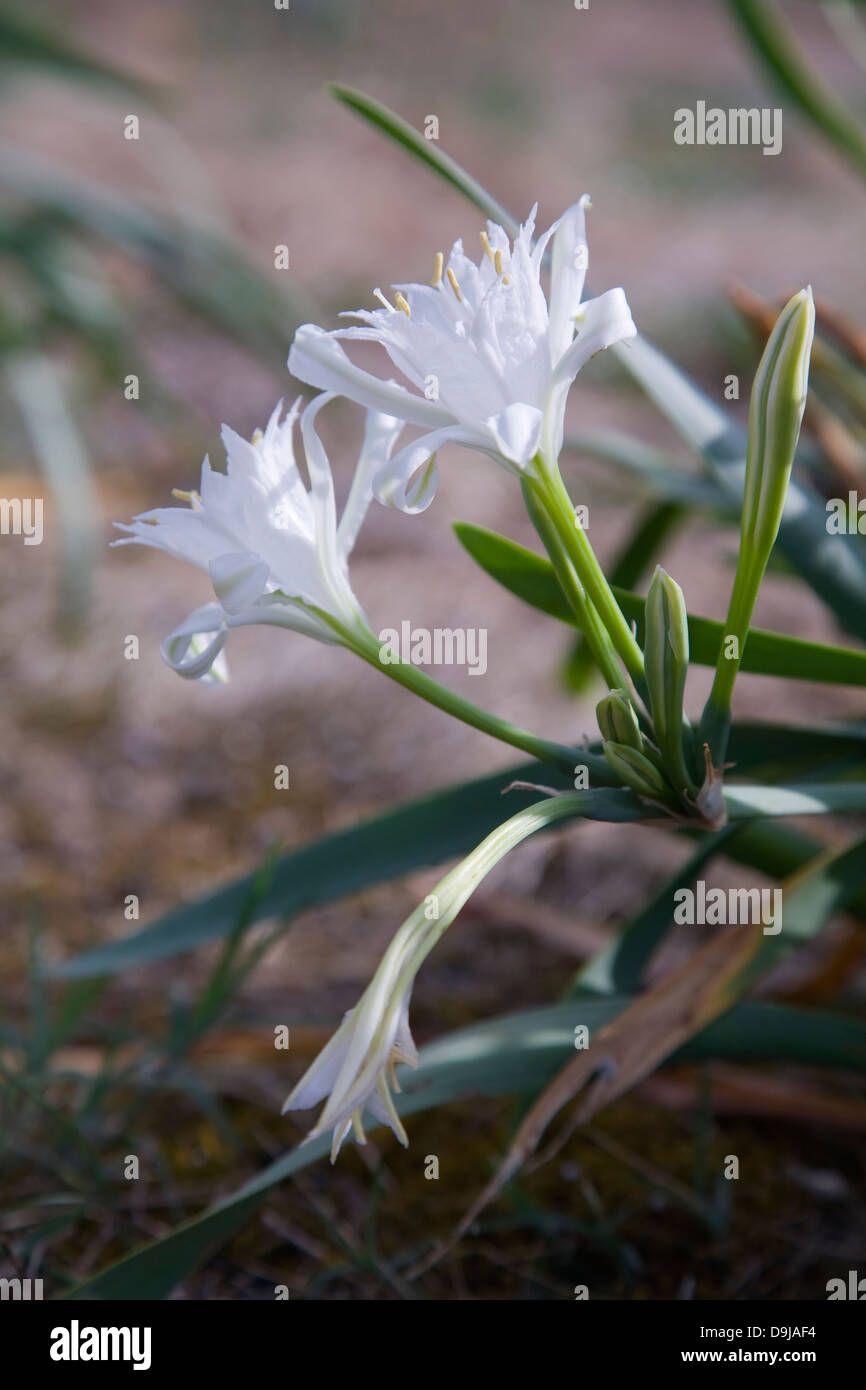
top-left (373, 430), bottom-right (447, 513)
top-left (552, 287), bottom-right (637, 391)
top-left (160, 603), bottom-right (228, 682)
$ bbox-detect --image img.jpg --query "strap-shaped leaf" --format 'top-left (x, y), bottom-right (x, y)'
top-left (64, 994), bottom-right (866, 1300)
top-left (455, 522), bottom-right (866, 685)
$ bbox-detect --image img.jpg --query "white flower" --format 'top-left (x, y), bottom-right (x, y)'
top-left (287, 198), bottom-right (636, 512)
top-left (113, 394), bottom-right (403, 680)
top-left (284, 791), bottom-right (587, 1160)
top-left (284, 988), bottom-right (419, 1163)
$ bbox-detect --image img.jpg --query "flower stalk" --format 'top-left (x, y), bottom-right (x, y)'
top-left (527, 459), bottom-right (647, 687)
top-left (340, 621), bottom-right (589, 776)
top-left (284, 792), bottom-right (592, 1158)
top-left (702, 287), bottom-right (815, 762)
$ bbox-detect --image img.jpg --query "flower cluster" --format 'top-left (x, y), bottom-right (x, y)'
top-left (114, 198), bottom-right (638, 1158)
top-left (115, 194), bottom-right (810, 1161)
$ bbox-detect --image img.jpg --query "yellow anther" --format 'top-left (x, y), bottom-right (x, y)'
top-left (171, 488), bottom-right (201, 506)
top-left (494, 248), bottom-right (504, 276)
top-left (394, 292), bottom-right (411, 318)
top-left (480, 229), bottom-right (494, 262)
top-left (431, 251), bottom-right (444, 287)
top-left (251, 428), bottom-right (264, 445)
top-left (446, 266), bottom-right (462, 301)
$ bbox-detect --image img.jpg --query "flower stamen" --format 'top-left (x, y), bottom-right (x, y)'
top-left (394, 291), bottom-right (412, 318)
top-left (479, 229), bottom-right (494, 262)
top-left (446, 266), bottom-right (462, 302)
top-left (430, 251), bottom-right (444, 287)
top-left (170, 488), bottom-right (201, 506)
top-left (373, 287), bottom-right (395, 311)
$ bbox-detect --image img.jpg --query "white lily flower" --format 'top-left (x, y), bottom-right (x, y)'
top-left (113, 394), bottom-right (403, 679)
top-left (284, 988), bottom-right (419, 1163)
top-left (284, 793), bottom-right (588, 1161)
top-left (287, 198), bottom-right (636, 512)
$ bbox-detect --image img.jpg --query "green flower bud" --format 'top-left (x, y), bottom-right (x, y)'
top-left (643, 565), bottom-right (696, 795)
top-left (743, 287), bottom-right (814, 561)
top-left (596, 689), bottom-right (642, 750)
top-left (603, 739), bottom-right (672, 801)
top-left (702, 288), bottom-right (815, 764)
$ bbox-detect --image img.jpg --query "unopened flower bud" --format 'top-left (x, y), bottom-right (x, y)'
top-left (603, 740), bottom-right (672, 801)
top-left (644, 565), bottom-right (696, 795)
top-left (743, 286), bottom-right (814, 561)
top-left (596, 689), bottom-right (642, 750)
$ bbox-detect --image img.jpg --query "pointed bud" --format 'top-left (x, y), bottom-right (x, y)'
top-left (596, 689), bottom-right (642, 750)
top-left (702, 289), bottom-right (815, 765)
top-left (643, 566), bottom-right (695, 794)
top-left (743, 287), bottom-right (814, 561)
top-left (603, 740), bottom-right (672, 801)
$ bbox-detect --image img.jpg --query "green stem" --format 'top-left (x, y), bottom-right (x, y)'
top-left (521, 480), bottom-right (628, 692)
top-left (336, 623), bottom-right (592, 778)
top-left (528, 461), bottom-right (646, 686)
top-left (703, 557), bottom-right (761, 762)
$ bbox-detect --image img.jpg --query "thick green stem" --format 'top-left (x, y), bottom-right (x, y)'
top-left (528, 461), bottom-right (646, 686)
top-left (521, 480), bottom-right (628, 692)
top-left (703, 558), bottom-right (761, 762)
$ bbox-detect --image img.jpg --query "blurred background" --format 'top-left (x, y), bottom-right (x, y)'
top-left (2, 0), bottom-right (866, 1299)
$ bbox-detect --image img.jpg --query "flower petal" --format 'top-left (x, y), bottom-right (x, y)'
top-left (289, 324), bottom-right (449, 429)
top-left (544, 286), bottom-right (637, 461)
top-left (549, 194), bottom-right (591, 361)
top-left (485, 402), bottom-right (544, 467)
top-left (209, 551), bottom-right (269, 615)
top-left (337, 404), bottom-right (404, 556)
top-left (552, 286), bottom-right (637, 389)
top-left (160, 603), bottom-right (228, 682)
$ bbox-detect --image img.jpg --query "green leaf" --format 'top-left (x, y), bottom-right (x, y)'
top-left (64, 994), bottom-right (866, 1299)
top-left (611, 334), bottom-right (866, 644)
top-left (563, 430), bottom-right (734, 514)
top-left (49, 778), bottom-right (662, 980)
top-left (6, 353), bottom-right (99, 628)
top-left (455, 522), bottom-right (866, 685)
top-left (52, 770), bottom-right (866, 981)
top-left (726, 0), bottom-right (866, 182)
top-left (0, 149), bottom-right (307, 362)
top-left (569, 827), bottom-right (740, 997)
top-left (328, 85), bottom-right (518, 233)
top-left (0, 5), bottom-right (146, 97)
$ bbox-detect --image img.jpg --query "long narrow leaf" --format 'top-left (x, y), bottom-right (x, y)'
top-left (65, 994), bottom-right (866, 1300)
top-left (455, 522), bottom-right (866, 684)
